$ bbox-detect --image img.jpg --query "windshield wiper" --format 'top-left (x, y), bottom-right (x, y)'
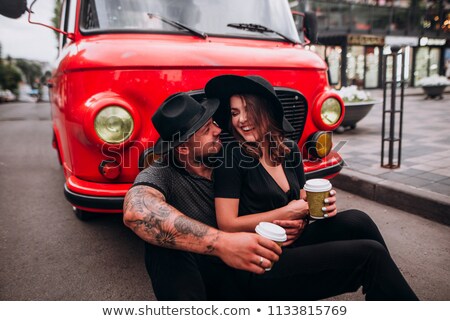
top-left (227, 23), bottom-right (298, 45)
top-left (147, 13), bottom-right (207, 39)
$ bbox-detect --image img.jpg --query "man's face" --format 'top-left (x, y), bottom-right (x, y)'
top-left (186, 118), bottom-right (222, 161)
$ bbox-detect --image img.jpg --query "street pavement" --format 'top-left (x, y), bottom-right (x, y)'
top-left (332, 87), bottom-right (450, 225)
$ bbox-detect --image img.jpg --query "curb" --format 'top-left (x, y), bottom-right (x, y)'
top-left (331, 168), bottom-right (450, 226)
top-left (367, 90), bottom-right (450, 97)
top-left (402, 89), bottom-right (450, 97)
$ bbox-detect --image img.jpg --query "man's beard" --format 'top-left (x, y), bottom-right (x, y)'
top-left (193, 144), bottom-right (223, 168)
top-left (193, 155), bottom-right (220, 168)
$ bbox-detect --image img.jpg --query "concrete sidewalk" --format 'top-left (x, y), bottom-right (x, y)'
top-left (330, 87), bottom-right (450, 225)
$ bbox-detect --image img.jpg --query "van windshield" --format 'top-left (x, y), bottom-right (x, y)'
top-left (81, 0), bottom-right (300, 43)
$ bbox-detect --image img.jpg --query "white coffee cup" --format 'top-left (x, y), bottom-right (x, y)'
top-left (255, 222), bottom-right (287, 271)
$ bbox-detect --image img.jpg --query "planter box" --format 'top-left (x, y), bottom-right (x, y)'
top-left (339, 100), bottom-right (380, 130)
top-left (421, 85), bottom-right (447, 99)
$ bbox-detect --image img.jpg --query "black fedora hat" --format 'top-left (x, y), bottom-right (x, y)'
top-left (152, 93), bottom-right (219, 155)
top-left (204, 75), bottom-right (294, 133)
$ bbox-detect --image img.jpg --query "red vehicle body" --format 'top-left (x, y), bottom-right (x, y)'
top-left (47, 0), bottom-right (345, 218)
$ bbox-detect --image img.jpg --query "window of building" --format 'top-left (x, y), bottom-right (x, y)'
top-left (326, 46), bottom-right (342, 87)
top-left (365, 47), bottom-right (380, 88)
top-left (346, 46), bottom-right (365, 87)
top-left (414, 47), bottom-right (442, 84)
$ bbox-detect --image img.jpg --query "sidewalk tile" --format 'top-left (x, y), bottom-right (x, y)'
top-left (421, 183), bottom-right (450, 195)
top-left (437, 178), bottom-right (450, 186)
top-left (410, 164), bottom-right (437, 171)
top-left (397, 176), bottom-right (434, 188)
top-left (416, 172), bottom-right (448, 182)
top-left (426, 160), bottom-right (450, 168)
top-left (431, 168), bottom-right (450, 177)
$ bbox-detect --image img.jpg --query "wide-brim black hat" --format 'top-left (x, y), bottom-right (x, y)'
top-left (204, 75), bottom-right (294, 133)
top-left (152, 93), bottom-right (220, 155)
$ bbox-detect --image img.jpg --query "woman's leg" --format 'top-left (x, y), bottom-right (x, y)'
top-left (295, 209), bottom-right (388, 249)
top-left (248, 239), bottom-right (418, 300)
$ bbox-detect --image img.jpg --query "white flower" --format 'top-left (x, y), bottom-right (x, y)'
top-left (332, 85), bottom-right (373, 103)
top-left (417, 75), bottom-right (450, 87)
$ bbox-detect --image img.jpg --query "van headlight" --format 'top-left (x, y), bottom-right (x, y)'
top-left (94, 106), bottom-right (134, 143)
top-left (306, 131), bottom-right (333, 158)
top-left (321, 98), bottom-right (342, 125)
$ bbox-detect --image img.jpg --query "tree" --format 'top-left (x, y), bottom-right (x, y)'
top-left (0, 56), bottom-right (22, 94)
top-left (51, 0), bottom-right (63, 42)
top-left (15, 59), bottom-right (42, 88)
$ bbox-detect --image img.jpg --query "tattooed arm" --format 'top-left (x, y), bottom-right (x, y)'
top-left (123, 185), bottom-right (282, 274)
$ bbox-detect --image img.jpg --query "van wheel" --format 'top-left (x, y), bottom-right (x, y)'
top-left (73, 207), bottom-right (95, 221)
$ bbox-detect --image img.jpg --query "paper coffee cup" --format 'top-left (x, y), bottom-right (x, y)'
top-left (303, 179), bottom-right (332, 219)
top-left (255, 222), bottom-right (287, 271)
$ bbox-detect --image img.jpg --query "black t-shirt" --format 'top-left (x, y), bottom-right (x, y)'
top-left (132, 157), bottom-right (218, 228)
top-left (214, 140), bottom-right (305, 216)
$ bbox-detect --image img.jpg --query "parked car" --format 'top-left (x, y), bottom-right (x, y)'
top-left (29, 0), bottom-right (345, 219)
top-left (0, 89), bottom-right (16, 102)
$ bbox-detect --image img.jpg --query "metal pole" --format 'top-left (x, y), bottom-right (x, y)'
top-left (381, 46), bottom-right (404, 169)
top-left (388, 49), bottom-right (398, 167)
top-left (381, 54), bottom-right (387, 165)
top-left (341, 44), bottom-right (348, 87)
top-left (398, 48), bottom-right (406, 167)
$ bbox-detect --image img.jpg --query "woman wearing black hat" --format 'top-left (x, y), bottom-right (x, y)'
top-left (205, 75), bottom-right (418, 300)
top-left (206, 75), bottom-right (312, 241)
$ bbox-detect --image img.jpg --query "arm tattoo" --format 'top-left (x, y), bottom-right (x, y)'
top-left (174, 216), bottom-right (208, 238)
top-left (124, 187), bottom-right (148, 214)
top-left (155, 230), bottom-right (176, 247)
top-left (125, 185), bottom-right (215, 252)
top-left (205, 233), bottom-right (219, 254)
top-left (125, 186), bottom-right (177, 247)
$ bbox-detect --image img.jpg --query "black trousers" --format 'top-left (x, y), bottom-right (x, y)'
top-left (144, 210), bottom-right (418, 300)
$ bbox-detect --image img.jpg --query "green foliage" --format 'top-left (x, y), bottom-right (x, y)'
top-left (0, 63), bottom-right (22, 94)
top-left (51, 0), bottom-right (63, 41)
top-left (15, 59), bottom-right (43, 88)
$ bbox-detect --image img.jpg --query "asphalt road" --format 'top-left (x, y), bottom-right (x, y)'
top-left (0, 102), bottom-right (449, 301)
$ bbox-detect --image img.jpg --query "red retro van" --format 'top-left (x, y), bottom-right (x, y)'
top-left (32, 0), bottom-right (345, 219)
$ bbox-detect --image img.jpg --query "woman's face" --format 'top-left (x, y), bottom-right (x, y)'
top-left (230, 95), bottom-right (258, 142)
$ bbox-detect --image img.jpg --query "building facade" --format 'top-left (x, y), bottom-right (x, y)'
top-left (296, 0), bottom-right (450, 88)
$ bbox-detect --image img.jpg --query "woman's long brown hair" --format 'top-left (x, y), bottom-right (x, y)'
top-left (229, 94), bottom-right (290, 165)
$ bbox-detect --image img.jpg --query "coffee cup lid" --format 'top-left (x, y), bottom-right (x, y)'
top-left (255, 222), bottom-right (287, 242)
top-left (303, 179), bottom-right (332, 192)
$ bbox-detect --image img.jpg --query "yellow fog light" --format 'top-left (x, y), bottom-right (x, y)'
top-left (94, 106), bottom-right (134, 143)
top-left (307, 131), bottom-right (332, 159)
top-left (321, 98), bottom-right (342, 125)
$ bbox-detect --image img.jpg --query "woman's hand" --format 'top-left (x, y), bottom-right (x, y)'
top-left (285, 199), bottom-right (309, 220)
top-left (322, 190), bottom-right (337, 218)
top-left (272, 218), bottom-right (308, 246)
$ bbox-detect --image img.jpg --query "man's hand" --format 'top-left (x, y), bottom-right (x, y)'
top-left (285, 199), bottom-right (309, 220)
top-left (272, 219), bottom-right (308, 246)
top-left (322, 190), bottom-right (337, 218)
top-left (215, 232), bottom-right (282, 274)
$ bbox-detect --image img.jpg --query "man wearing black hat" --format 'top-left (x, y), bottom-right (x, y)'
top-left (123, 93), bottom-right (281, 300)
